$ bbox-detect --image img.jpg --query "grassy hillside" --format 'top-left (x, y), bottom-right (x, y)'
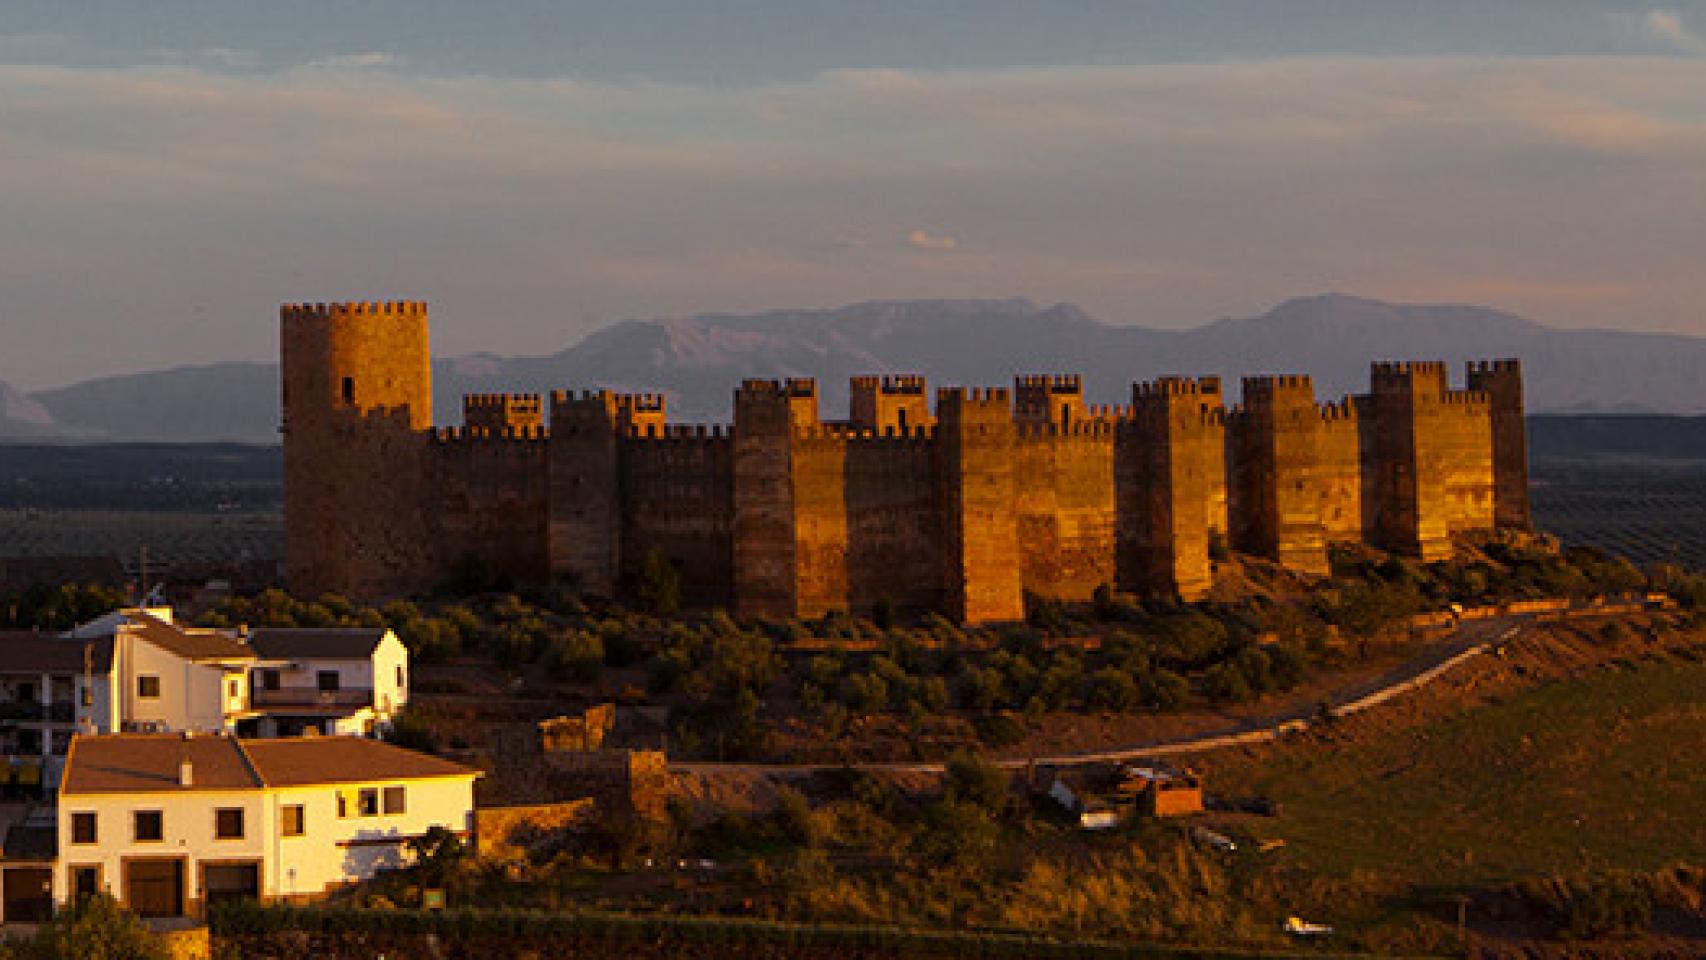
top-left (1206, 640), bottom-right (1706, 888)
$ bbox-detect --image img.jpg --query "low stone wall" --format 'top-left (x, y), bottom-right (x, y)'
top-left (476, 799), bottom-right (598, 862)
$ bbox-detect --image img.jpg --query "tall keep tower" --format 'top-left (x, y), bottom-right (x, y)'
top-left (281, 300), bottom-right (435, 597)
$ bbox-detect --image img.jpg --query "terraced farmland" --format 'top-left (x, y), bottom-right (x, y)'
top-left (1531, 457), bottom-right (1706, 569)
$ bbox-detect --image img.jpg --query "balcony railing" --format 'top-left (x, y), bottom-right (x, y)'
top-left (250, 687), bottom-right (374, 709)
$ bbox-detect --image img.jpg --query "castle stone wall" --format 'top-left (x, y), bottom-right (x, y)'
top-left (619, 431), bottom-right (734, 607)
top-left (844, 434), bottom-right (944, 614)
top-left (280, 302), bottom-right (1526, 622)
top-left (1317, 401), bottom-right (1363, 542)
top-left (434, 429), bottom-right (551, 586)
top-left (1013, 426), bottom-right (1117, 601)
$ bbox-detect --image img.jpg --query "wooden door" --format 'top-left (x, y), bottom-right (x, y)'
top-left (125, 858), bottom-right (184, 918)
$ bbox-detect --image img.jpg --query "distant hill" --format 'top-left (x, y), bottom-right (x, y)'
top-left (13, 294), bottom-right (1706, 442)
top-left (0, 379), bottom-right (63, 439)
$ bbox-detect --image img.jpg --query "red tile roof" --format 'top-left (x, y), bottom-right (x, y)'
top-left (60, 734), bottom-right (260, 794)
top-left (241, 737), bottom-right (477, 787)
top-left (60, 733), bottom-right (478, 795)
top-left (128, 612), bottom-right (254, 662)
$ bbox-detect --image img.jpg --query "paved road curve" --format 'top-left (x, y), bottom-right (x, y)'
top-left (670, 616), bottom-right (1529, 777)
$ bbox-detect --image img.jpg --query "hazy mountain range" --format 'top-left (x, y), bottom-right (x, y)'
top-left (6, 294), bottom-right (1705, 443)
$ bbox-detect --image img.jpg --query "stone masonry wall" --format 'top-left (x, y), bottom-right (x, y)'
top-left (281, 300), bottom-right (1522, 621)
top-left (1012, 426), bottom-right (1118, 601)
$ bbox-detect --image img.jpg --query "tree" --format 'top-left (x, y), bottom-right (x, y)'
top-left (913, 799), bottom-right (1000, 872)
top-left (944, 750), bottom-right (1010, 812)
top-left (407, 825), bottom-right (469, 887)
top-left (28, 894), bottom-right (168, 960)
top-left (1086, 666), bottom-right (1141, 712)
top-left (637, 550), bottom-right (682, 615)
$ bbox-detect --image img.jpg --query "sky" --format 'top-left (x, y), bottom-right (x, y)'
top-left (3, 1), bottom-right (1706, 388)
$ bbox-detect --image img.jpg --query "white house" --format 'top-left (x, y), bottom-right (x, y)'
top-left (55, 732), bottom-right (478, 918)
top-left (63, 608), bottom-right (257, 735)
top-left (244, 628), bottom-right (409, 737)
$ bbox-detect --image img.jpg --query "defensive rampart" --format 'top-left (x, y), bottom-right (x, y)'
top-left (281, 301), bottom-right (1528, 620)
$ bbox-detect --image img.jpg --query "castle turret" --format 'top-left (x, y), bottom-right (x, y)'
top-left (1466, 359), bottom-right (1530, 530)
top-left (1366, 361), bottom-right (1492, 560)
top-left (464, 393), bottom-right (543, 434)
top-left (1230, 375), bottom-right (1329, 575)
top-left (849, 375), bottom-right (932, 434)
top-left (548, 390), bottom-right (624, 596)
top-left (280, 301), bottom-right (435, 597)
top-left (731, 380), bottom-right (807, 618)
top-left (1014, 374), bottom-right (1087, 429)
top-left (1122, 376), bottom-right (1226, 600)
top-left (937, 387), bottom-right (1024, 623)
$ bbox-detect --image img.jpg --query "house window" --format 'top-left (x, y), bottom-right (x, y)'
top-left (337, 793), bottom-right (347, 819)
top-left (80, 684), bottom-right (92, 707)
top-left (134, 810), bottom-right (164, 843)
top-left (317, 671), bottom-right (340, 693)
top-left (17, 682), bottom-right (35, 703)
top-left (396, 664), bottom-right (405, 687)
top-left (227, 679), bottom-right (240, 699)
top-left (215, 807), bottom-right (245, 840)
top-left (138, 676), bottom-right (161, 699)
top-left (260, 670), bottom-right (280, 691)
top-left (282, 804), bottom-right (305, 837)
top-left (342, 376), bottom-right (356, 405)
top-left (358, 787), bottom-right (380, 817)
top-left (70, 812), bottom-right (97, 845)
top-left (382, 786), bottom-right (406, 815)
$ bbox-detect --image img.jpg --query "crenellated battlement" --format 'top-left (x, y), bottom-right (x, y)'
top-left (1467, 358), bottom-right (1522, 374)
top-left (1371, 360), bottom-right (1447, 376)
top-left (937, 386), bottom-right (1011, 407)
top-left (1133, 376), bottom-right (1224, 400)
top-left (850, 373), bottom-right (927, 394)
top-left (1242, 374), bottom-right (1315, 398)
top-left (1318, 398), bottom-right (1360, 422)
top-left (625, 423), bottom-right (732, 440)
top-left (1015, 420), bottom-right (1119, 439)
top-left (433, 424), bottom-right (550, 443)
top-left (281, 300), bottom-right (428, 322)
top-left (1015, 373), bottom-right (1083, 392)
top-left (620, 392), bottom-right (667, 411)
top-left (463, 392), bottom-right (544, 432)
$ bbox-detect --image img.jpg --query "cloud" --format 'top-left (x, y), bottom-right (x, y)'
top-left (3, 54), bottom-right (1706, 386)
top-left (1642, 9), bottom-right (1706, 55)
top-left (905, 229), bottom-right (958, 251)
top-left (301, 51), bottom-right (407, 71)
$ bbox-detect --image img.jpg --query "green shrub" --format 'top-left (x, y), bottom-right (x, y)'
top-left (29, 893), bottom-right (168, 960)
top-left (944, 750), bottom-right (1009, 812)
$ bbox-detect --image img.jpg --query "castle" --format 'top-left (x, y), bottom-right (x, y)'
top-left (281, 301), bottom-right (1529, 623)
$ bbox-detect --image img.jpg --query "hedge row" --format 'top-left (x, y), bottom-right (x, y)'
top-left (208, 902), bottom-right (1426, 960)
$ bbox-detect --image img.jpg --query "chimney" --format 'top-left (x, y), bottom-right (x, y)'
top-left (179, 758), bottom-right (194, 787)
